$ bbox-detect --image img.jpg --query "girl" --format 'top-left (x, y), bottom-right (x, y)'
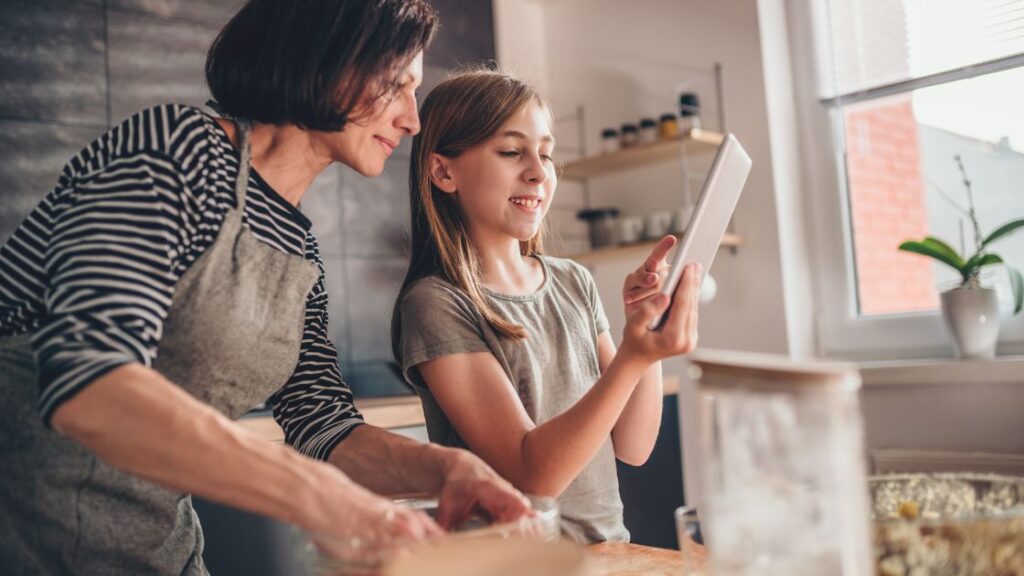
top-left (392, 70), bottom-right (701, 543)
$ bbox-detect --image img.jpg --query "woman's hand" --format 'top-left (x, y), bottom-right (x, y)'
top-left (619, 237), bottom-right (701, 365)
top-left (434, 448), bottom-right (532, 530)
top-left (303, 461), bottom-right (442, 557)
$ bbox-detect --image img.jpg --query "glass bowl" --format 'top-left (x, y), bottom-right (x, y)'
top-left (869, 473), bottom-right (1024, 575)
top-left (293, 494), bottom-right (560, 576)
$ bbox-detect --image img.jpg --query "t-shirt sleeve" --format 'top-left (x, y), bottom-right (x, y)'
top-left (396, 278), bottom-right (491, 388)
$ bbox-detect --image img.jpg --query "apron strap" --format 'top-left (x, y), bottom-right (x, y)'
top-left (234, 119), bottom-right (253, 212)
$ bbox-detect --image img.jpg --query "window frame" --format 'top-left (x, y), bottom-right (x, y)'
top-left (786, 0), bottom-right (1024, 360)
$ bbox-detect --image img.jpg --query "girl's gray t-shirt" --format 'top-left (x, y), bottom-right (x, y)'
top-left (395, 255), bottom-right (629, 544)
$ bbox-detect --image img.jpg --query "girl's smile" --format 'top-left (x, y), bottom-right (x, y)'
top-left (509, 195), bottom-right (544, 213)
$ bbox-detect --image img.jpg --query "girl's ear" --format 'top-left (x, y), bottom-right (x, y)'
top-left (428, 153), bottom-right (458, 194)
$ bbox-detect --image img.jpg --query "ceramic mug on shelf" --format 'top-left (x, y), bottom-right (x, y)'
top-left (617, 216), bottom-right (645, 244)
top-left (644, 211), bottom-right (674, 240)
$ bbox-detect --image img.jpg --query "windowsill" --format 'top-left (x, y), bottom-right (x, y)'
top-left (858, 355), bottom-right (1024, 387)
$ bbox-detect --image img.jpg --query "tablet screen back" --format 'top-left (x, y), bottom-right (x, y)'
top-left (651, 134), bottom-right (752, 329)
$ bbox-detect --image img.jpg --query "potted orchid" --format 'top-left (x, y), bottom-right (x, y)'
top-left (898, 156), bottom-right (1023, 359)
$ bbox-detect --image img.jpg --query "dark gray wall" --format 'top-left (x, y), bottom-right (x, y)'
top-left (0, 0), bottom-right (496, 376)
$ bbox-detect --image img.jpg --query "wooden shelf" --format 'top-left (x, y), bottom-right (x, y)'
top-left (569, 232), bottom-right (744, 266)
top-left (560, 129), bottom-right (725, 181)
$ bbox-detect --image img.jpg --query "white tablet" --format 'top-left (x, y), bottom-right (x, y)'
top-left (649, 134), bottom-right (752, 330)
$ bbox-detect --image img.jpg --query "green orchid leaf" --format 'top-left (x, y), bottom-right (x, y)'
top-left (982, 219), bottom-right (1024, 248)
top-left (963, 252), bottom-right (1004, 272)
top-left (898, 239), bottom-right (965, 277)
top-left (921, 236), bottom-right (965, 267)
top-left (1009, 265), bottom-right (1023, 315)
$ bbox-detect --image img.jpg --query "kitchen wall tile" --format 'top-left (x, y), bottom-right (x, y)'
top-left (424, 0), bottom-right (496, 68)
top-left (543, 207), bottom-right (589, 256)
top-left (107, 10), bottom-right (217, 121)
top-left (109, 0), bottom-right (242, 28)
top-left (301, 164), bottom-right (345, 259)
top-left (545, 206), bottom-right (588, 237)
top-left (343, 258), bottom-right (408, 364)
top-left (340, 159), bottom-right (411, 259)
top-left (551, 179), bottom-right (586, 209)
top-left (321, 254), bottom-right (351, 367)
top-left (0, 0), bottom-right (106, 125)
top-left (556, 236), bottom-right (591, 257)
top-left (0, 119), bottom-right (105, 244)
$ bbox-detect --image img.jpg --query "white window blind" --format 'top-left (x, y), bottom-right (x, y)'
top-left (814, 0), bottom-right (1024, 98)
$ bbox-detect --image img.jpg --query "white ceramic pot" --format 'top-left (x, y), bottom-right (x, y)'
top-left (699, 272), bottom-right (717, 304)
top-left (940, 286), bottom-right (1000, 359)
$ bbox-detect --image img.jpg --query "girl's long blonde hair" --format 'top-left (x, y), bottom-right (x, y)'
top-left (392, 69), bottom-right (551, 358)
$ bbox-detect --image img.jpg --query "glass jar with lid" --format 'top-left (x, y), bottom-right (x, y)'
top-left (600, 128), bottom-right (620, 154)
top-left (659, 113), bottom-right (678, 140)
top-left (620, 124), bottom-right (639, 148)
top-left (638, 118), bottom-right (658, 144)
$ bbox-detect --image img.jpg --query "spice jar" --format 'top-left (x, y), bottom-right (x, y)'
top-left (679, 92), bottom-right (702, 134)
top-left (659, 114), bottom-right (678, 140)
top-left (576, 207), bottom-right (620, 249)
top-left (600, 128), bottom-right (620, 154)
top-left (638, 118), bottom-right (657, 144)
top-left (620, 124), bottom-right (639, 148)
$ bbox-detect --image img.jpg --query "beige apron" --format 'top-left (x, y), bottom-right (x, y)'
top-left (0, 119), bottom-right (320, 575)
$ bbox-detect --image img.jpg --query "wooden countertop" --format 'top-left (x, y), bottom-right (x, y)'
top-left (238, 394), bottom-right (425, 443)
top-left (239, 375), bottom-right (681, 442)
top-left (589, 541), bottom-right (706, 575)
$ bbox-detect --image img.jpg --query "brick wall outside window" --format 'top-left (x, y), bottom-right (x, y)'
top-left (844, 96), bottom-right (939, 315)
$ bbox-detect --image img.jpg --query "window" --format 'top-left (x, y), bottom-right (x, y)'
top-left (795, 0), bottom-right (1024, 357)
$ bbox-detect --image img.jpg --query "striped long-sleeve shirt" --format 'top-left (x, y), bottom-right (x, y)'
top-left (0, 104), bottom-right (363, 460)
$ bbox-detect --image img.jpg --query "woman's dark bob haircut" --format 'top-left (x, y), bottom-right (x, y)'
top-left (206, 0), bottom-right (438, 132)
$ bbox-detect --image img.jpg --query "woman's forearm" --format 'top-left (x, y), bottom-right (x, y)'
top-left (517, 352), bottom-right (651, 497)
top-left (51, 363), bottom-right (352, 534)
top-left (610, 361), bottom-right (663, 466)
top-left (328, 424), bottom-right (453, 496)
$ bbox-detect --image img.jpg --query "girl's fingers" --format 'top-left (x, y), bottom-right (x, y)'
top-left (662, 264), bottom-right (701, 339)
top-left (628, 290), bottom-right (670, 324)
top-left (624, 272), bottom-right (659, 294)
top-left (642, 235), bottom-right (677, 273)
top-left (625, 287), bottom-right (661, 305)
top-left (682, 264), bottom-right (701, 341)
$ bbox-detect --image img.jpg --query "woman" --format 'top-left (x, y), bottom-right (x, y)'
top-left (392, 70), bottom-right (700, 543)
top-left (0, 1), bottom-right (527, 574)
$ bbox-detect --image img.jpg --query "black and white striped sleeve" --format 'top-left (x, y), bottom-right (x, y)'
top-left (33, 148), bottom-right (190, 425)
top-left (269, 262), bottom-right (364, 461)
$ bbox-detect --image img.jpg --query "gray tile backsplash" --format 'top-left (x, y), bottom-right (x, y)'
top-left (343, 258), bottom-right (409, 364)
top-left (301, 165), bottom-right (346, 259)
top-left (1, 0), bottom-right (496, 372)
top-left (107, 10), bottom-right (217, 120)
top-left (0, 0), bottom-right (107, 125)
top-left (109, 0), bottom-right (242, 27)
top-left (425, 0), bottom-right (496, 68)
top-left (0, 119), bottom-right (106, 243)
top-left (341, 160), bottom-right (411, 259)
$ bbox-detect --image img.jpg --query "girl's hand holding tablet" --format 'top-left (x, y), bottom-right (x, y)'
top-left (620, 236), bottom-right (701, 364)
